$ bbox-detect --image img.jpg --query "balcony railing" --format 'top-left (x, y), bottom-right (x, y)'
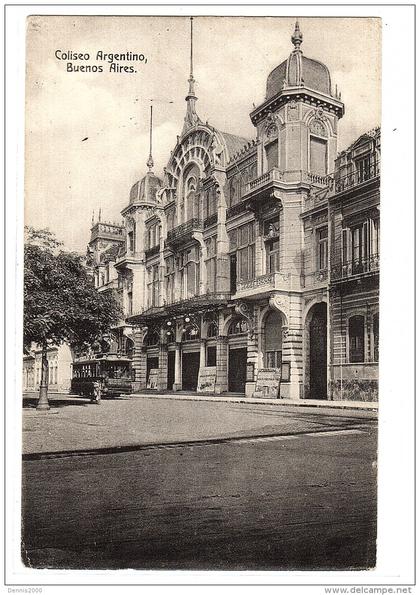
top-left (166, 218), bottom-right (203, 248)
top-left (246, 168), bottom-right (284, 193)
top-left (227, 201), bottom-right (249, 219)
top-left (145, 244), bottom-right (160, 259)
top-left (331, 254), bottom-right (380, 281)
top-left (335, 162), bottom-right (380, 193)
top-left (204, 213), bottom-right (218, 228)
top-left (235, 271), bottom-right (295, 297)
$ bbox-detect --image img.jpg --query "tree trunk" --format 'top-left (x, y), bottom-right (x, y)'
top-left (37, 341), bottom-right (50, 411)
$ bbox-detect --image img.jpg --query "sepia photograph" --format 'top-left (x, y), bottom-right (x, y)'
top-left (3, 6), bottom-right (413, 586)
top-left (21, 13), bottom-right (382, 573)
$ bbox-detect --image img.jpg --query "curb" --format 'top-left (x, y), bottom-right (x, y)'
top-left (131, 392), bottom-right (378, 412)
top-left (22, 424), bottom-right (374, 461)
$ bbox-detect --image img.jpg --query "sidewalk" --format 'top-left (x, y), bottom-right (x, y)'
top-left (22, 392), bottom-right (377, 457)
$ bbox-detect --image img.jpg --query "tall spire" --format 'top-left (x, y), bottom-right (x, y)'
top-left (146, 103), bottom-right (154, 172)
top-left (291, 20), bottom-right (303, 51)
top-left (183, 16), bottom-right (201, 135)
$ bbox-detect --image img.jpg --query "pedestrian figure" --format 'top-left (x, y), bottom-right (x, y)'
top-left (91, 379), bottom-right (102, 404)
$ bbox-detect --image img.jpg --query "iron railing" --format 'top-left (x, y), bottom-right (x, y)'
top-left (331, 254), bottom-right (380, 281)
top-left (166, 218), bottom-right (203, 245)
top-left (246, 168), bottom-right (284, 193)
top-left (335, 161), bottom-right (380, 193)
top-left (145, 244), bottom-right (160, 259)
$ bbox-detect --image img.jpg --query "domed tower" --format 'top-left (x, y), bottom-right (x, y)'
top-left (118, 105), bottom-right (163, 317)
top-left (249, 20), bottom-right (344, 183)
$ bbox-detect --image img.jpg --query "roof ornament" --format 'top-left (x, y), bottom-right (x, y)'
top-left (146, 103), bottom-right (154, 172)
top-left (291, 20), bottom-right (303, 51)
top-left (182, 16), bottom-right (202, 135)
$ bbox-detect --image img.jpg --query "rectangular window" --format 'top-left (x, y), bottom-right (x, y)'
top-left (206, 346), bottom-right (216, 367)
top-left (266, 238), bottom-right (280, 273)
top-left (128, 230), bottom-right (135, 253)
top-left (265, 140), bottom-right (278, 170)
top-left (317, 227), bottom-right (328, 271)
top-left (349, 316), bottom-right (365, 363)
top-left (310, 137), bottom-right (327, 176)
top-left (356, 155), bottom-right (371, 183)
top-left (265, 350), bottom-right (282, 368)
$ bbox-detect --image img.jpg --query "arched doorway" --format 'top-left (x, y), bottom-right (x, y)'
top-left (264, 309), bottom-right (283, 368)
top-left (308, 303), bottom-right (327, 400)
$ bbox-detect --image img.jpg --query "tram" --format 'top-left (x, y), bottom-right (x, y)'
top-left (71, 355), bottom-right (133, 399)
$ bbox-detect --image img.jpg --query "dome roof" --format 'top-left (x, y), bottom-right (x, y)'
top-left (129, 171), bottom-right (162, 204)
top-left (266, 21), bottom-right (332, 100)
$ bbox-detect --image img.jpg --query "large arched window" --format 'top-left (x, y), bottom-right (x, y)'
top-left (228, 318), bottom-right (248, 335)
top-left (183, 163), bottom-right (201, 222)
top-left (182, 324), bottom-right (200, 341)
top-left (264, 310), bottom-right (283, 368)
top-left (349, 315), bottom-right (365, 363)
top-left (207, 321), bottom-right (218, 338)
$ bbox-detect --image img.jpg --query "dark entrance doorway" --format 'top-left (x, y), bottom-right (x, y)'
top-left (167, 351), bottom-right (175, 390)
top-left (228, 347), bottom-right (247, 393)
top-left (146, 357), bottom-right (159, 384)
top-left (182, 351), bottom-right (200, 391)
top-left (309, 303), bottom-right (327, 399)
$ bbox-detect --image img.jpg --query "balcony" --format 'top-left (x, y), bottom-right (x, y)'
top-left (331, 254), bottom-right (380, 282)
top-left (234, 271), bottom-right (297, 299)
top-left (243, 168), bottom-right (284, 196)
top-left (335, 161), bottom-right (380, 194)
top-left (145, 244), bottom-right (160, 259)
top-left (166, 218), bottom-right (203, 249)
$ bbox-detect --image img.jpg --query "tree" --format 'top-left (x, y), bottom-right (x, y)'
top-left (24, 227), bottom-right (122, 410)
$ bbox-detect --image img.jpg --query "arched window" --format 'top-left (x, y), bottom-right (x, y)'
top-left (228, 318), bottom-right (248, 335)
top-left (207, 321), bottom-right (218, 338)
top-left (182, 324), bottom-right (200, 341)
top-left (165, 328), bottom-right (175, 343)
top-left (349, 315), bottom-right (365, 363)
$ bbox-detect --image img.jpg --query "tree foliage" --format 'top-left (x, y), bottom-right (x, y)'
top-left (24, 227), bottom-right (122, 352)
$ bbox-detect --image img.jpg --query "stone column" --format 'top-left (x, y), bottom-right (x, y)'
top-left (245, 330), bottom-right (258, 397)
top-left (158, 342), bottom-right (168, 391)
top-left (281, 327), bottom-right (303, 399)
top-left (214, 335), bottom-right (228, 394)
top-left (132, 327), bottom-right (146, 391)
top-left (173, 342), bottom-right (182, 391)
top-left (199, 338), bottom-right (207, 369)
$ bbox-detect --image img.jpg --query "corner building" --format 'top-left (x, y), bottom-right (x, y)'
top-left (122, 22), bottom-right (348, 398)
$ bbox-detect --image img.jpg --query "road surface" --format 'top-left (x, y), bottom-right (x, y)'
top-left (22, 408), bottom-right (377, 570)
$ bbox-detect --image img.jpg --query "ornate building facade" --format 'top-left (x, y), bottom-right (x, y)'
top-left (89, 21), bottom-right (379, 401)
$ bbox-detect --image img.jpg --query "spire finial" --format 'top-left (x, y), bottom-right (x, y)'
top-left (99, 208), bottom-right (102, 222)
top-left (291, 20), bottom-right (303, 51)
top-left (146, 103), bottom-right (154, 172)
top-left (183, 16), bottom-right (201, 134)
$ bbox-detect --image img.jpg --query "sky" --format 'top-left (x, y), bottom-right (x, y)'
top-left (25, 16), bottom-right (381, 252)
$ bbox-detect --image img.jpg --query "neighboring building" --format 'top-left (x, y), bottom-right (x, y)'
top-left (88, 21), bottom-right (379, 402)
top-left (86, 217), bottom-right (135, 356)
top-left (328, 128), bottom-right (380, 401)
top-left (22, 343), bottom-right (74, 393)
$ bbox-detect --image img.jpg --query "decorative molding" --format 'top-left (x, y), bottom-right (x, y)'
top-left (234, 301), bottom-right (256, 338)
